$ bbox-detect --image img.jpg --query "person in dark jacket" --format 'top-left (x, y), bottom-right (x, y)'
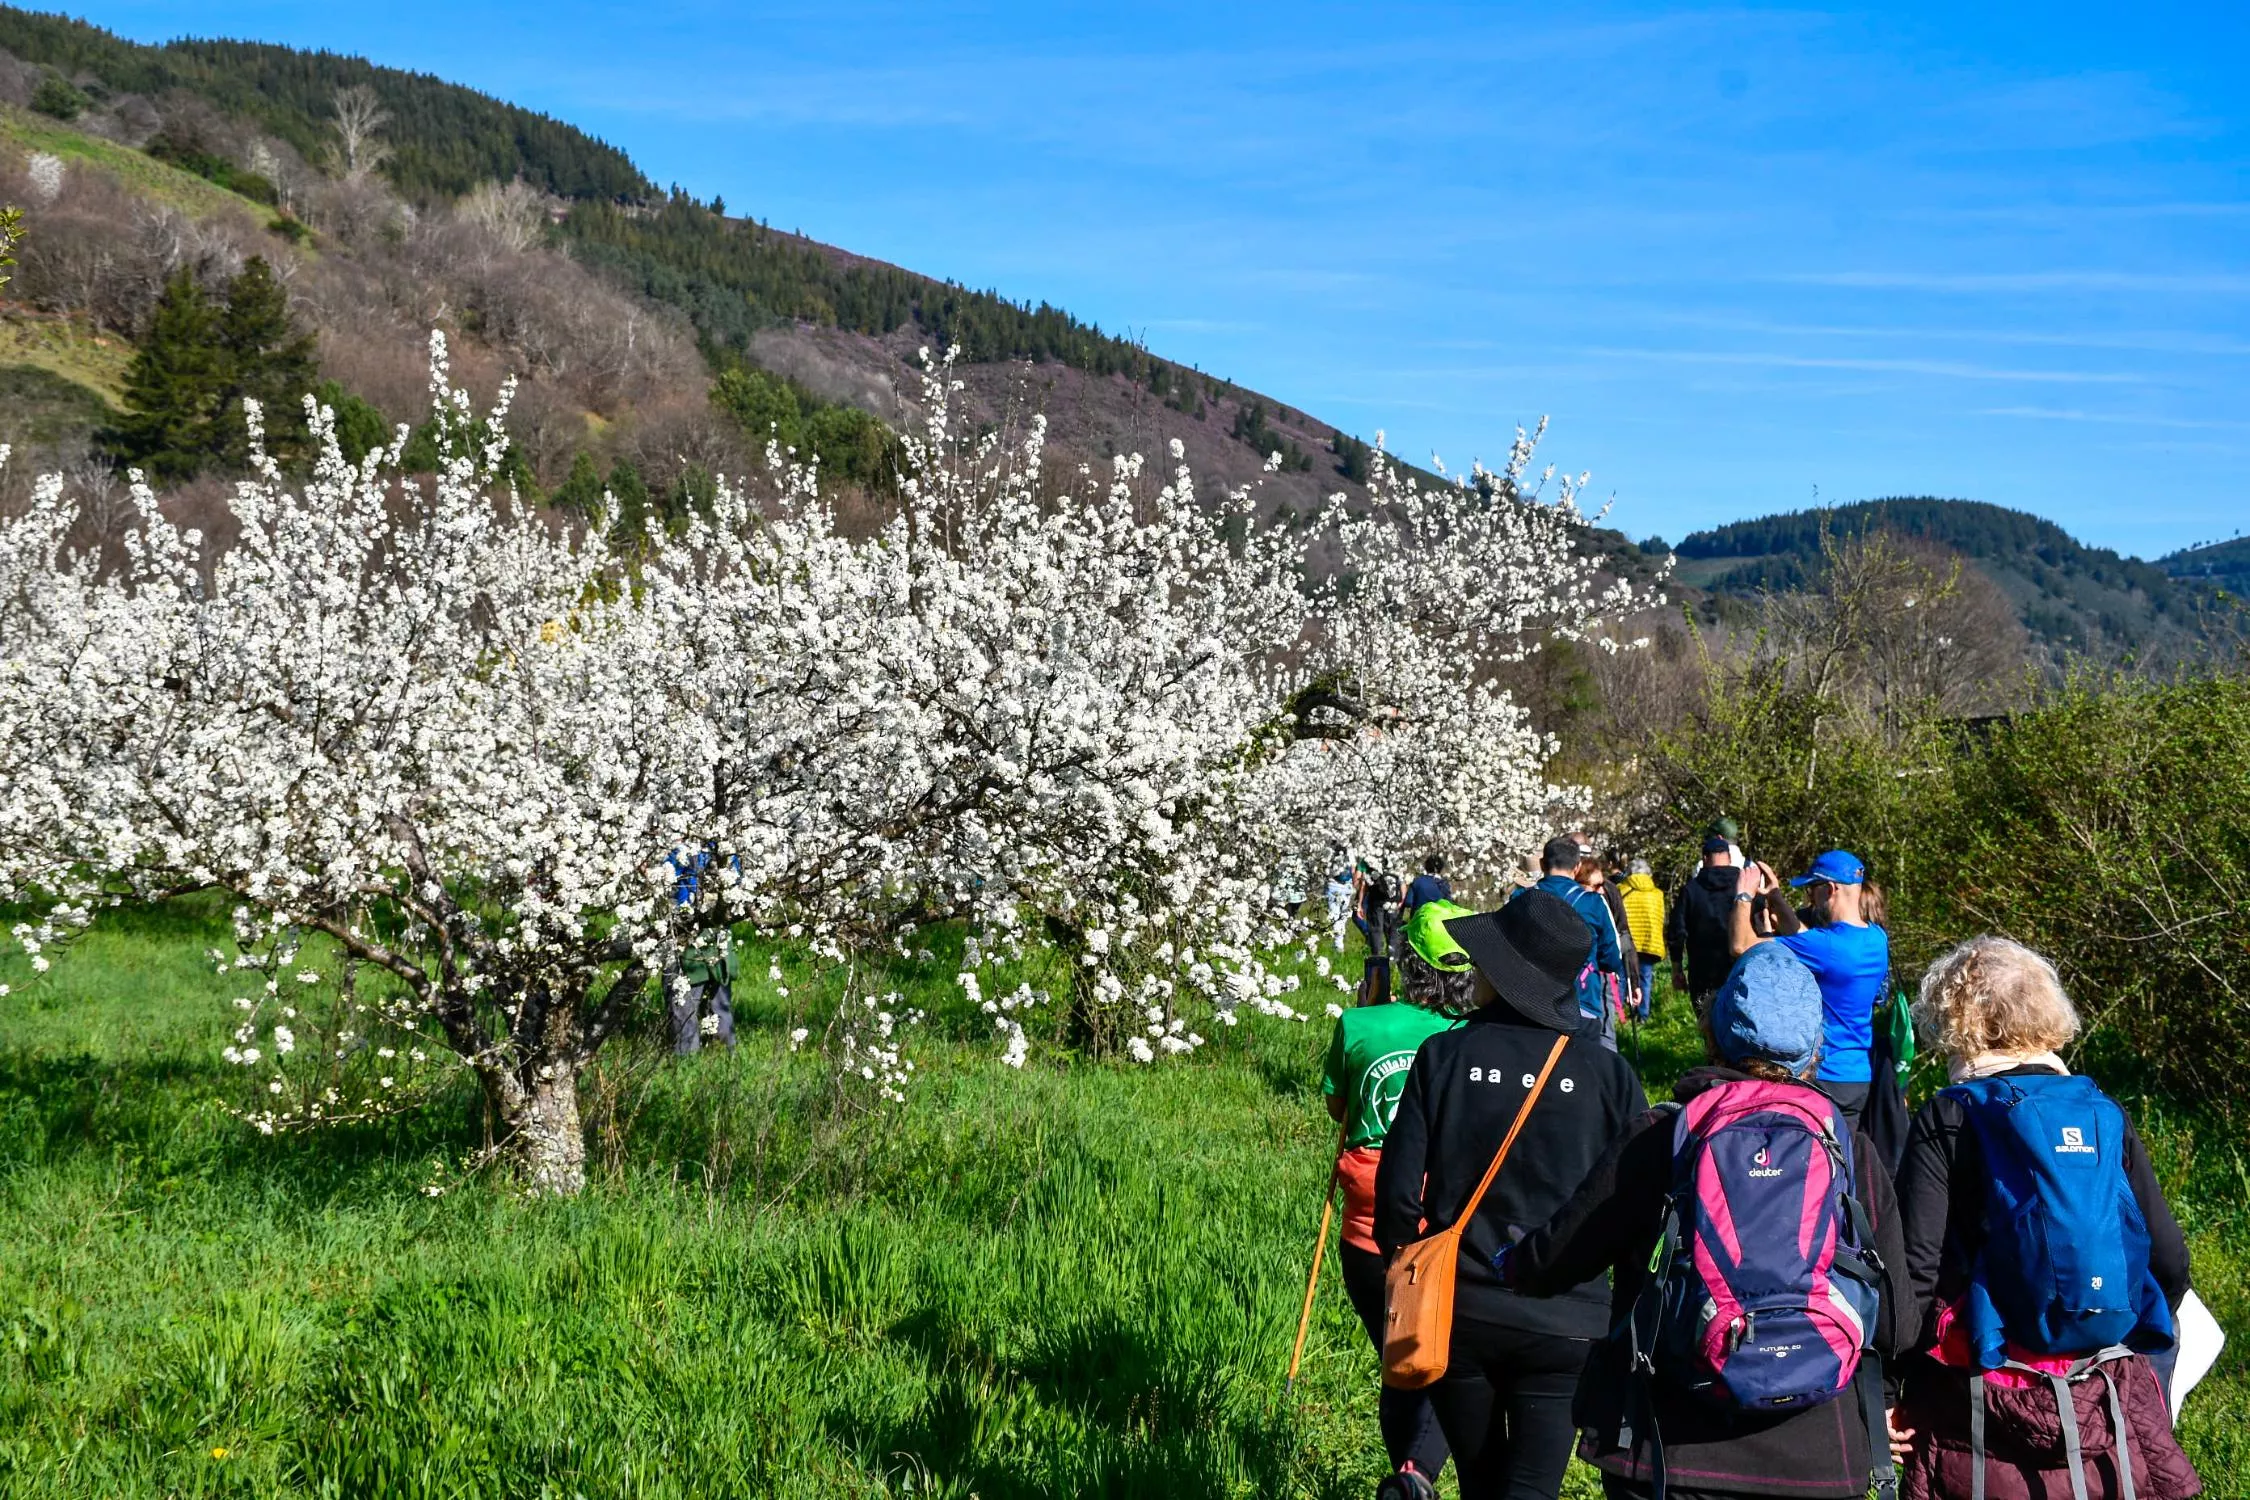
top-left (1666, 837), bottom-right (1741, 1013)
top-left (1579, 856), bottom-right (1641, 1018)
top-left (1376, 892), bottom-right (1648, 1500)
top-left (1513, 835), bottom-right (1626, 1050)
top-left (1894, 937), bottom-right (2199, 1500)
top-left (1500, 942), bottom-right (1911, 1500)
top-left (1403, 852), bottom-right (1453, 920)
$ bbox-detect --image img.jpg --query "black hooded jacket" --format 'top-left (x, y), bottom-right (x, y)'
top-left (1374, 1006), bottom-right (1647, 1337)
top-left (1667, 864), bottom-right (1742, 996)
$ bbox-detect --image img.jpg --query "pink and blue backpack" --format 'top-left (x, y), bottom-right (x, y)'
top-left (1621, 1079), bottom-right (1893, 1497)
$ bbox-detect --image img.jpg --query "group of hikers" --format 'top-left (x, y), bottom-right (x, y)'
top-left (1312, 826), bottom-right (2214, 1500)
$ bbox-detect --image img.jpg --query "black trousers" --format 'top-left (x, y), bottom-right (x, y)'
top-left (1426, 1315), bottom-right (1590, 1500)
top-left (1602, 1477), bottom-right (1760, 1500)
top-left (1338, 1245), bottom-right (1451, 1477)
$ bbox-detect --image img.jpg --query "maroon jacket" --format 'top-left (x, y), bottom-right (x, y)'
top-left (1895, 1064), bottom-right (2200, 1500)
top-left (1899, 1354), bottom-right (2199, 1500)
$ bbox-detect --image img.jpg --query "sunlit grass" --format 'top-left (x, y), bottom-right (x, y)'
top-left (0, 906), bottom-right (2237, 1497)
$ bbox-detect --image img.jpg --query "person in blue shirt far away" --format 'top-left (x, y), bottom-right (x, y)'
top-left (1400, 853), bottom-right (1452, 921)
top-left (1511, 834), bottom-right (1624, 1051)
top-left (1729, 847), bottom-right (1889, 1123)
top-left (664, 843), bottom-right (737, 1055)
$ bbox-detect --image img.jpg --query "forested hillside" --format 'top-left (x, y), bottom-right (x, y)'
top-left (0, 3), bottom-right (1392, 524)
top-left (2164, 535), bottom-right (2250, 598)
top-left (0, 8), bottom-right (649, 198)
top-left (1677, 498), bottom-right (2228, 662)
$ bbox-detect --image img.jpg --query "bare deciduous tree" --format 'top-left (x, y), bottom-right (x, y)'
top-left (330, 84), bottom-right (392, 182)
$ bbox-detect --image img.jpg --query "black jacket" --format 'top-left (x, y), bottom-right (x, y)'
top-left (1666, 865), bottom-right (1741, 997)
top-left (1375, 1006), bottom-right (1646, 1337)
top-left (1509, 1066), bottom-right (1910, 1499)
top-left (1893, 1062), bottom-right (2191, 1357)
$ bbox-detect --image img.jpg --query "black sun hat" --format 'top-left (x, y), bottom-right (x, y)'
top-left (1442, 892), bottom-right (1592, 1032)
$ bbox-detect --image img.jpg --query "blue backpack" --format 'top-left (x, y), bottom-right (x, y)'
top-left (1945, 1072), bottom-right (2174, 1366)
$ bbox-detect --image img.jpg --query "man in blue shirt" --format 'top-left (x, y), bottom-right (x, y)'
top-left (1730, 848), bottom-right (1889, 1121)
top-left (1400, 853), bottom-right (1452, 921)
top-left (1512, 835), bottom-right (1624, 1050)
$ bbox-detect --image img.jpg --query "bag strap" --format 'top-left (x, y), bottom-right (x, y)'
top-left (1453, 1033), bottom-right (1572, 1234)
top-left (1861, 1355), bottom-right (1897, 1500)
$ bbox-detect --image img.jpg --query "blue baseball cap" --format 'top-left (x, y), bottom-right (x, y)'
top-left (1711, 944), bottom-right (1824, 1077)
top-left (1789, 849), bottom-right (1866, 887)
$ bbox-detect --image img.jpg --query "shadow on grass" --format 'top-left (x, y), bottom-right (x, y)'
top-left (0, 1044), bottom-right (488, 1202)
top-left (837, 1303), bottom-right (1314, 1500)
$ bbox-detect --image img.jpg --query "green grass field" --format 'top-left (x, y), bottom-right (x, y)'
top-left (0, 901), bottom-right (2241, 1498)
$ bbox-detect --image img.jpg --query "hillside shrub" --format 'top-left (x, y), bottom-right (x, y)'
top-left (1928, 674), bottom-right (2250, 1107)
top-left (28, 69), bottom-right (84, 120)
top-left (1641, 661), bottom-right (2250, 1110)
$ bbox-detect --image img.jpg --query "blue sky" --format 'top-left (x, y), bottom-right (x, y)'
top-left (76, 1), bottom-right (2250, 556)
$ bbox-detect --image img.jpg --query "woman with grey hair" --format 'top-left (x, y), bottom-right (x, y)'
top-left (1892, 937), bottom-right (2199, 1500)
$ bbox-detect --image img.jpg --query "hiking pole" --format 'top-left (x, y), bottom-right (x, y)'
top-left (1286, 1122), bottom-right (1349, 1393)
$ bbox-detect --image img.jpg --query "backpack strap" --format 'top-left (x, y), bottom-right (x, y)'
top-left (1453, 1033), bottom-right (1571, 1229)
top-left (1971, 1347), bottom-right (2138, 1500)
top-left (1861, 1354), bottom-right (1897, 1500)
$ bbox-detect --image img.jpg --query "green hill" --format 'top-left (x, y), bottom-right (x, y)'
top-left (0, 7), bottom-right (1189, 377)
top-left (1676, 498), bottom-right (2225, 660)
top-left (2162, 536), bottom-right (2250, 598)
top-left (0, 8), bottom-right (649, 199)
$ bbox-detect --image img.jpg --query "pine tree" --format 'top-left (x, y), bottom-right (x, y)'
top-left (550, 451), bottom-right (606, 514)
top-left (212, 257), bottom-right (318, 469)
top-left (312, 380), bottom-right (390, 464)
top-left (603, 459), bottom-right (652, 541)
top-left (104, 270), bottom-right (220, 481)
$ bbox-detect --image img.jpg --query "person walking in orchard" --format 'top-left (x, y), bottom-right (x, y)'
top-left (1376, 893), bottom-right (1647, 1500)
top-left (1579, 854), bottom-right (1640, 1020)
top-left (1495, 942), bottom-right (1910, 1500)
top-left (664, 843), bottom-right (735, 1054)
top-left (1618, 859), bottom-right (1666, 1018)
top-left (1321, 900), bottom-right (1474, 1490)
top-left (1402, 853), bottom-right (1453, 922)
top-left (1893, 937), bottom-right (2200, 1500)
top-left (1515, 835), bottom-right (1626, 1050)
top-left (1667, 836), bottom-right (1740, 1016)
top-left (1731, 849), bottom-right (1889, 1124)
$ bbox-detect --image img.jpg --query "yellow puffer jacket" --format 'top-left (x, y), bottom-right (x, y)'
top-left (1619, 873), bottom-right (1666, 962)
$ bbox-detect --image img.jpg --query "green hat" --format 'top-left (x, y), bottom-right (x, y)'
top-left (1406, 899), bottom-right (1476, 971)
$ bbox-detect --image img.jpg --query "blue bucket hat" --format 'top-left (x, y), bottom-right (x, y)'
top-left (1711, 944), bottom-right (1824, 1077)
top-left (1790, 849), bottom-right (1866, 887)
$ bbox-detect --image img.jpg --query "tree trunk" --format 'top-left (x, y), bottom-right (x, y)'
top-left (509, 1065), bottom-right (586, 1195)
top-left (481, 996), bottom-right (590, 1195)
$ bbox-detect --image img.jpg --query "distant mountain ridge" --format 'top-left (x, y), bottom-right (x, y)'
top-left (1676, 498), bottom-right (2232, 660)
top-left (2161, 536), bottom-right (2250, 598)
top-left (0, 5), bottom-right (2234, 649)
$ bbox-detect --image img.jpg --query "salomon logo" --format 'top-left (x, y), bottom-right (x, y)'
top-left (2057, 1126), bottom-right (2095, 1155)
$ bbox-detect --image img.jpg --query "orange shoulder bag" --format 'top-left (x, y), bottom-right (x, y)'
top-left (1381, 1032), bottom-right (1571, 1389)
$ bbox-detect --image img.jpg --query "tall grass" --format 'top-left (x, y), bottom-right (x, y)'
top-left (0, 906), bottom-right (2239, 1497)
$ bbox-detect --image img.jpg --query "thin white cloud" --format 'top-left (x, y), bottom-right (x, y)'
top-left (1978, 406), bottom-right (2250, 431)
top-left (1587, 348), bottom-right (2148, 384)
top-left (1642, 313), bottom-right (2250, 358)
top-left (1778, 270), bottom-right (2250, 295)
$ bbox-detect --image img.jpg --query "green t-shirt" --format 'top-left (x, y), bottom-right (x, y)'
top-left (1321, 1003), bottom-right (1461, 1150)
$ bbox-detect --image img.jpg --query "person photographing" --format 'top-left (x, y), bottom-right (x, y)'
top-left (1731, 849), bottom-right (1889, 1124)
